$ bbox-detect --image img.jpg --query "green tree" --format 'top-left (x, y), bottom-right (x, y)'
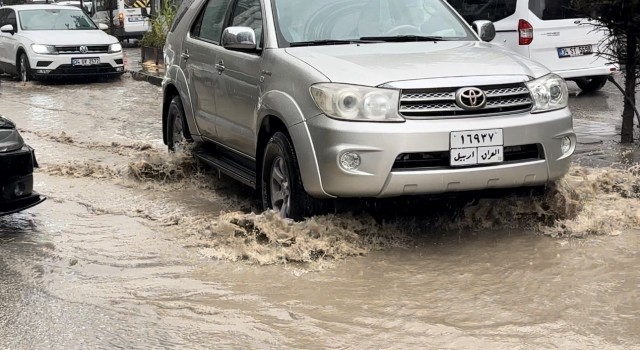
top-left (140, 0), bottom-right (176, 48)
top-left (572, 0), bottom-right (640, 143)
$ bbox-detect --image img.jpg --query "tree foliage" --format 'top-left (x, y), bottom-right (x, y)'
top-left (140, 0), bottom-right (176, 48)
top-left (572, 0), bottom-right (640, 143)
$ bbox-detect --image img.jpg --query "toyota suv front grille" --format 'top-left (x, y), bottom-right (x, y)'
top-left (399, 83), bottom-right (533, 118)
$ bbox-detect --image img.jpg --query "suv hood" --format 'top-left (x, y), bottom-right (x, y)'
top-left (286, 41), bottom-right (550, 87)
top-left (0, 115), bottom-right (16, 129)
top-left (21, 30), bottom-right (117, 45)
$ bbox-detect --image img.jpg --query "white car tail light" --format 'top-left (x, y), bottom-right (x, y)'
top-left (518, 19), bottom-right (533, 45)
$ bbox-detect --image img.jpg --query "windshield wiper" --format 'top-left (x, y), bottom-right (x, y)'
top-left (289, 39), bottom-right (382, 47)
top-left (359, 35), bottom-right (446, 42)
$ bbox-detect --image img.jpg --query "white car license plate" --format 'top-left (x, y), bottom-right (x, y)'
top-left (72, 57), bottom-right (100, 66)
top-left (557, 45), bottom-right (593, 58)
top-left (450, 129), bottom-right (504, 167)
top-left (128, 16), bottom-right (145, 22)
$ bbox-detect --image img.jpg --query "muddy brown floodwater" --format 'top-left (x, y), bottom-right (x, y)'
top-left (0, 74), bottom-right (639, 349)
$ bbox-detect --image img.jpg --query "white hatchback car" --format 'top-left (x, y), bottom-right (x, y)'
top-left (447, 0), bottom-right (616, 92)
top-left (0, 4), bottom-right (124, 82)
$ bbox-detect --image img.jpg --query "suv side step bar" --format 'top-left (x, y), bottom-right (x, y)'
top-left (192, 146), bottom-right (257, 189)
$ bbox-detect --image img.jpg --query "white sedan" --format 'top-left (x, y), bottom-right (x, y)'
top-left (0, 4), bottom-right (124, 82)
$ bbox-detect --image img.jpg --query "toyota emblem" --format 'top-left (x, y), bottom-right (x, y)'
top-left (455, 87), bottom-right (487, 110)
top-left (79, 45), bottom-right (89, 54)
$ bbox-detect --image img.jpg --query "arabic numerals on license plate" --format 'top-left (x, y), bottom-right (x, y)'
top-left (451, 129), bottom-right (502, 148)
top-left (450, 129), bottom-right (504, 166)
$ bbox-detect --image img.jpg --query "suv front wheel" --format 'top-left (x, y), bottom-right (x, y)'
top-left (167, 96), bottom-right (192, 152)
top-left (261, 132), bottom-right (326, 221)
top-left (18, 53), bottom-right (31, 83)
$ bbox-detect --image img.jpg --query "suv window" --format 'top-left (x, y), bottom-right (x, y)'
top-left (170, 0), bottom-right (196, 33)
top-left (447, 0), bottom-right (517, 23)
top-left (528, 0), bottom-right (579, 20)
top-left (6, 9), bottom-right (17, 31)
top-left (230, 0), bottom-right (262, 48)
top-left (191, 0), bottom-right (232, 43)
top-left (0, 9), bottom-right (8, 27)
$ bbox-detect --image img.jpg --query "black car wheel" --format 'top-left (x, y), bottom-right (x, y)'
top-left (261, 132), bottom-right (328, 221)
top-left (18, 53), bottom-right (31, 83)
top-left (575, 76), bottom-right (608, 92)
top-left (166, 95), bottom-right (191, 152)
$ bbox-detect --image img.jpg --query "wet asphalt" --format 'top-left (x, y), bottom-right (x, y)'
top-left (0, 70), bottom-right (639, 349)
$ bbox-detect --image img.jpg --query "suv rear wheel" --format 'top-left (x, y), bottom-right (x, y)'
top-left (261, 132), bottom-right (326, 221)
top-left (575, 76), bottom-right (608, 92)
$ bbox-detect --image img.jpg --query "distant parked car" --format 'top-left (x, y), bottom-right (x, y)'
top-left (0, 4), bottom-right (124, 82)
top-left (0, 114), bottom-right (45, 217)
top-left (447, 0), bottom-right (617, 92)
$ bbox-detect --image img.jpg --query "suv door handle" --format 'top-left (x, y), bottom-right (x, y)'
top-left (215, 60), bottom-right (225, 73)
top-left (181, 51), bottom-right (190, 60)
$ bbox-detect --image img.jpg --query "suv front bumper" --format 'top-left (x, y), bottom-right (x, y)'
top-left (28, 52), bottom-right (125, 78)
top-left (293, 108), bottom-right (575, 198)
top-left (0, 145), bottom-right (46, 216)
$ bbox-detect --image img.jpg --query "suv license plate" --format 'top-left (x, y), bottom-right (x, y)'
top-left (557, 45), bottom-right (593, 58)
top-left (450, 129), bottom-right (504, 167)
top-left (72, 57), bottom-right (100, 66)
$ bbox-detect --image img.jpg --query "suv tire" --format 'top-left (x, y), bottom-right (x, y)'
top-left (261, 132), bottom-right (326, 221)
top-left (167, 95), bottom-right (191, 152)
top-left (575, 76), bottom-right (608, 92)
top-left (18, 53), bottom-right (31, 83)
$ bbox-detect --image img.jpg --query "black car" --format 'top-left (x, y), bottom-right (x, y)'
top-left (0, 114), bottom-right (45, 217)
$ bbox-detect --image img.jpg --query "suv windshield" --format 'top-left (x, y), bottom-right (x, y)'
top-left (272, 0), bottom-right (475, 46)
top-left (19, 9), bottom-right (97, 30)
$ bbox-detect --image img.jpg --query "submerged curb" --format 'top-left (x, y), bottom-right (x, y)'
top-left (128, 70), bottom-right (163, 87)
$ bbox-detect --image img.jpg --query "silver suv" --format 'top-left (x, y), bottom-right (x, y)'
top-left (162, 0), bottom-right (575, 220)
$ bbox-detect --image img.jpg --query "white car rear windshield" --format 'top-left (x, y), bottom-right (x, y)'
top-left (528, 0), bottom-right (581, 20)
top-left (19, 9), bottom-right (97, 30)
top-left (446, 0), bottom-right (517, 23)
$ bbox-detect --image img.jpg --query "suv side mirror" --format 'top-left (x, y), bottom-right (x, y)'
top-left (222, 26), bottom-right (257, 51)
top-left (98, 23), bottom-right (109, 30)
top-left (472, 20), bottom-right (496, 42)
top-left (0, 24), bottom-right (14, 34)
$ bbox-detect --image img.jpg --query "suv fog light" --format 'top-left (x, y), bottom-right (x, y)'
top-left (561, 136), bottom-right (572, 154)
top-left (14, 183), bottom-right (25, 197)
top-left (339, 152), bottom-right (361, 170)
top-left (116, 67), bottom-right (124, 72)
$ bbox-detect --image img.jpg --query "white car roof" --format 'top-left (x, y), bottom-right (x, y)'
top-left (5, 4), bottom-right (84, 11)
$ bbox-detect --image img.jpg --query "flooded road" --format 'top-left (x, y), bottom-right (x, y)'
top-left (1, 75), bottom-right (639, 349)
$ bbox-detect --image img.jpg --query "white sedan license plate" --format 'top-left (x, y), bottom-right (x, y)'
top-left (72, 57), bottom-right (100, 66)
top-left (450, 129), bottom-right (504, 167)
top-left (128, 16), bottom-right (145, 22)
top-left (557, 45), bottom-right (593, 58)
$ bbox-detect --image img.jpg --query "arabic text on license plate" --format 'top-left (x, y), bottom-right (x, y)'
top-left (557, 45), bottom-right (593, 58)
top-left (72, 58), bottom-right (100, 66)
top-left (450, 129), bottom-right (504, 167)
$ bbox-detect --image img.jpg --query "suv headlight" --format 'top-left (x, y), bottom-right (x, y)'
top-left (525, 74), bottom-right (568, 113)
top-left (0, 129), bottom-right (25, 153)
top-left (310, 83), bottom-right (404, 122)
top-left (31, 44), bottom-right (57, 54)
top-left (109, 43), bottom-right (122, 53)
